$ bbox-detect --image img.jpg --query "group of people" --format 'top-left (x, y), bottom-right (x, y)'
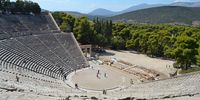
top-left (96, 70), bottom-right (107, 79)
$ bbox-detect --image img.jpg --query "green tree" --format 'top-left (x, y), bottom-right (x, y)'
top-left (125, 30), bottom-right (140, 51)
top-left (0, 0), bottom-right (11, 13)
top-left (60, 22), bottom-right (68, 32)
top-left (0, 0), bottom-right (41, 14)
top-left (0, 0), bottom-right (6, 11)
top-left (30, 2), bottom-right (41, 14)
top-left (95, 34), bottom-right (108, 47)
top-left (73, 17), bottom-right (95, 44)
top-left (60, 15), bottom-right (75, 32)
top-left (63, 15), bottom-right (75, 32)
top-left (52, 12), bottom-right (75, 32)
top-left (172, 36), bottom-right (198, 69)
top-left (15, 0), bottom-right (24, 12)
top-left (139, 32), bottom-right (150, 53)
top-left (111, 36), bottom-right (125, 50)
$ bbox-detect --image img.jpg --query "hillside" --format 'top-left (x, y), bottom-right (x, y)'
top-left (110, 6), bottom-right (200, 25)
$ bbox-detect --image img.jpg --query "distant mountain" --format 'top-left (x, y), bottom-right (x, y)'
top-left (118, 3), bottom-right (164, 14)
top-left (110, 6), bottom-right (200, 25)
top-left (117, 2), bottom-right (200, 15)
top-left (88, 8), bottom-right (116, 16)
top-left (87, 2), bottom-right (200, 17)
top-left (87, 4), bottom-right (164, 16)
top-left (171, 2), bottom-right (200, 7)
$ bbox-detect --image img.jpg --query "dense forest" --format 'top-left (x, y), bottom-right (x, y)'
top-left (53, 12), bottom-right (200, 72)
top-left (0, 0), bottom-right (41, 14)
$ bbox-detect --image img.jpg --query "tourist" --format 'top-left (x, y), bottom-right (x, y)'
top-left (97, 73), bottom-right (100, 79)
top-left (16, 75), bottom-right (19, 82)
top-left (104, 73), bottom-right (107, 78)
top-left (91, 66), bottom-right (93, 69)
top-left (103, 89), bottom-right (107, 95)
top-left (64, 75), bottom-right (67, 80)
top-left (75, 83), bottom-right (78, 89)
top-left (130, 79), bottom-right (134, 84)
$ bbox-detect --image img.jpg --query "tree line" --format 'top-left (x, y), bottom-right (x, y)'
top-left (52, 12), bottom-right (200, 71)
top-left (52, 12), bottom-right (112, 47)
top-left (0, 0), bottom-right (41, 14)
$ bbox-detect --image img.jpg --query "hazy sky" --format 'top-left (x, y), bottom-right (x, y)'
top-left (12, 0), bottom-right (200, 13)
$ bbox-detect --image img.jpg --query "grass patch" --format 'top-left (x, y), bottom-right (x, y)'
top-left (179, 67), bottom-right (200, 74)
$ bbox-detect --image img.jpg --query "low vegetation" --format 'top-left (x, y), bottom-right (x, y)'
top-left (54, 12), bottom-right (200, 72)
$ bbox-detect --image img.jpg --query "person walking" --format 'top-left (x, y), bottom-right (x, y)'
top-left (104, 73), bottom-right (107, 78)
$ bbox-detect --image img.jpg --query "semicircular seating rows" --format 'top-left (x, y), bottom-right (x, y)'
top-left (0, 12), bottom-right (88, 80)
top-left (0, 12), bottom-right (88, 97)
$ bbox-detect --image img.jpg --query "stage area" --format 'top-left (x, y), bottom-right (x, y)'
top-left (70, 61), bottom-right (137, 91)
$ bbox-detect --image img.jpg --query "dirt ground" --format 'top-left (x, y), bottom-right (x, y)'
top-left (101, 50), bottom-right (177, 76)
